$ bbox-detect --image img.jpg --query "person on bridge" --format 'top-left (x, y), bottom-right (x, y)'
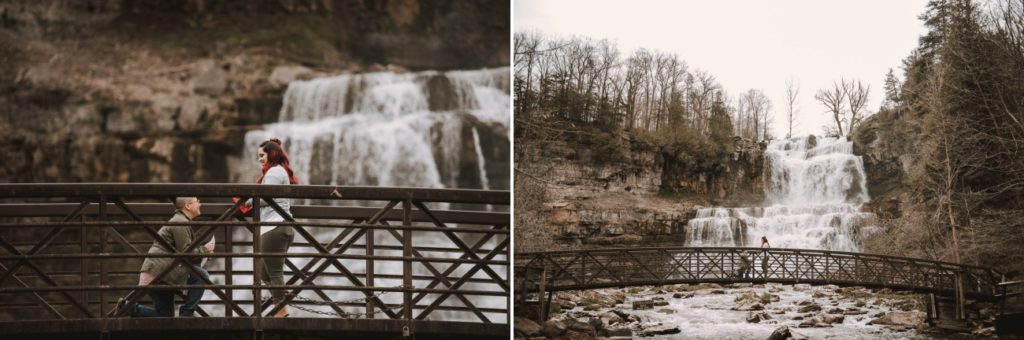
top-left (116, 196), bottom-right (214, 317)
top-left (244, 138), bottom-right (299, 318)
top-left (758, 236), bottom-right (771, 278)
top-left (736, 250), bottom-right (753, 279)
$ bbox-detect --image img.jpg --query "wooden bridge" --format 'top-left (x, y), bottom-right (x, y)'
top-left (515, 247), bottom-right (1013, 325)
top-left (0, 183), bottom-right (509, 340)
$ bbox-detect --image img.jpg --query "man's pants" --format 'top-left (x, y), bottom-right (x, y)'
top-left (132, 267), bottom-right (209, 317)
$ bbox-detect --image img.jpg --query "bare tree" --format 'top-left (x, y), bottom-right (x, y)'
top-left (845, 79), bottom-right (871, 140)
top-left (785, 77), bottom-right (800, 138)
top-left (815, 80), bottom-right (847, 137)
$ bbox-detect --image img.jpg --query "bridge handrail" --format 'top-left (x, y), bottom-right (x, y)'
top-left (517, 246), bottom-right (1001, 273)
top-left (0, 183), bottom-right (510, 324)
top-left (0, 183), bottom-right (509, 204)
top-left (515, 246), bottom-right (1002, 298)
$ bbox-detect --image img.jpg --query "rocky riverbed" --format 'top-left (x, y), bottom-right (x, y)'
top-left (516, 283), bottom-right (998, 339)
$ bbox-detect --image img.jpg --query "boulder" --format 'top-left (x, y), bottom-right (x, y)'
top-left (796, 304), bottom-right (821, 313)
top-left (268, 65), bottom-right (313, 88)
top-left (191, 59), bottom-right (227, 95)
top-left (540, 319), bottom-right (567, 337)
top-left (192, 60), bottom-right (227, 95)
top-left (868, 311), bottom-right (926, 329)
top-left (767, 325), bottom-right (808, 340)
top-left (513, 317), bottom-right (542, 337)
top-left (566, 320), bottom-right (597, 338)
top-left (639, 325), bottom-right (681, 337)
top-left (733, 300), bottom-right (765, 311)
top-left (747, 311), bottom-right (772, 323)
top-left (604, 326), bottom-right (632, 337)
top-left (600, 311), bottom-right (623, 326)
top-left (658, 308), bottom-right (675, 314)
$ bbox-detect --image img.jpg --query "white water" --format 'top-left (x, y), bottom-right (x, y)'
top-left (574, 285), bottom-right (930, 340)
top-left (685, 136), bottom-right (877, 251)
top-left (216, 68), bottom-right (509, 322)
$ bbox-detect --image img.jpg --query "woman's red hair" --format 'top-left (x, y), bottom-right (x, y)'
top-left (257, 138), bottom-right (299, 185)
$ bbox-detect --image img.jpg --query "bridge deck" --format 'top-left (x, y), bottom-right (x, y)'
top-left (0, 318), bottom-right (506, 340)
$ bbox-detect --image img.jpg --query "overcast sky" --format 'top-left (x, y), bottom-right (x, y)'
top-left (514, 0), bottom-right (929, 138)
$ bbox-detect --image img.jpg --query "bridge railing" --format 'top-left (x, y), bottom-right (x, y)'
top-left (0, 183), bottom-right (510, 324)
top-left (515, 247), bottom-right (1001, 298)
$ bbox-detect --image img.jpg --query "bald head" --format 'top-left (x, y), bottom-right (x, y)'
top-left (175, 197), bottom-right (201, 219)
top-left (175, 197), bottom-right (197, 210)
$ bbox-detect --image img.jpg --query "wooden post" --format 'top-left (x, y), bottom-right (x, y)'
top-left (544, 291), bottom-right (554, 321)
top-left (366, 218), bottom-right (375, 319)
top-left (99, 195), bottom-right (107, 318)
top-left (402, 199), bottom-right (412, 320)
top-left (538, 265), bottom-right (547, 323)
top-left (224, 224), bottom-right (234, 317)
top-left (252, 196), bottom-right (261, 318)
top-left (956, 271), bottom-right (966, 320)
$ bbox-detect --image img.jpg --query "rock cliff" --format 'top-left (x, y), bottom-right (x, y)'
top-left (1, 0), bottom-right (508, 183)
top-left (514, 136), bottom-right (765, 250)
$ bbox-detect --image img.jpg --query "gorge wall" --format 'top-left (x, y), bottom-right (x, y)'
top-left (0, 0), bottom-right (509, 184)
top-left (514, 136), bottom-right (765, 251)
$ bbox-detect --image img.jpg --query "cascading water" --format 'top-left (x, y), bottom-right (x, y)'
top-left (218, 67), bottom-right (509, 321)
top-left (685, 136), bottom-right (877, 251)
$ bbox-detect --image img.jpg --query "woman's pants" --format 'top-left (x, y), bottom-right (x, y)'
top-left (259, 226), bottom-right (295, 302)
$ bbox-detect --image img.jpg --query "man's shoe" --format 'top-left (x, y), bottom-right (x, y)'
top-left (110, 297), bottom-right (129, 317)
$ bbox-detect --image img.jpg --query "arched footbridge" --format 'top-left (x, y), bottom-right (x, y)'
top-left (515, 247), bottom-right (1002, 297)
top-left (0, 183), bottom-right (509, 340)
top-left (515, 247), bottom-right (1021, 327)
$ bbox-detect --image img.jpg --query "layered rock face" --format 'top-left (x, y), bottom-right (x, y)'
top-left (515, 137), bottom-right (764, 247)
top-left (0, 0), bottom-right (509, 184)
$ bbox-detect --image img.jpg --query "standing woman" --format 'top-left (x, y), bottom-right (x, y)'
top-left (248, 138), bottom-right (298, 317)
top-left (759, 236), bottom-right (771, 278)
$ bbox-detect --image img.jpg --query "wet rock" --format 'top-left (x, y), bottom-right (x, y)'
top-left (603, 326), bottom-right (633, 337)
top-left (797, 304), bottom-right (821, 313)
top-left (541, 319), bottom-right (566, 337)
top-left (868, 311), bottom-right (926, 329)
top-left (843, 307), bottom-right (868, 315)
top-left (639, 324), bottom-right (681, 337)
top-left (767, 325), bottom-right (808, 340)
top-left (658, 308), bottom-right (675, 314)
top-left (653, 300), bottom-right (669, 307)
top-left (710, 289), bottom-right (726, 294)
top-left (567, 320), bottom-right (597, 337)
top-left (600, 311), bottom-right (623, 326)
top-left (826, 308), bottom-right (844, 314)
top-left (812, 291), bottom-right (827, 298)
top-left (673, 292), bottom-right (694, 299)
top-left (747, 311), bottom-right (772, 323)
top-left (797, 314), bottom-right (843, 328)
top-left (972, 327), bottom-right (996, 336)
top-left (733, 300), bottom-right (765, 311)
top-left (559, 301), bottom-right (577, 310)
top-left (514, 317), bottom-right (542, 337)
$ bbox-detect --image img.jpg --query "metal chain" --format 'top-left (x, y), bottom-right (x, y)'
top-left (268, 285), bottom-right (408, 318)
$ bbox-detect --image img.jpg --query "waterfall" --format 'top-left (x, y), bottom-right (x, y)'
top-left (239, 67), bottom-right (509, 189)
top-left (223, 67), bottom-right (509, 321)
top-left (685, 136), bottom-right (877, 251)
top-left (472, 127), bottom-right (490, 191)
